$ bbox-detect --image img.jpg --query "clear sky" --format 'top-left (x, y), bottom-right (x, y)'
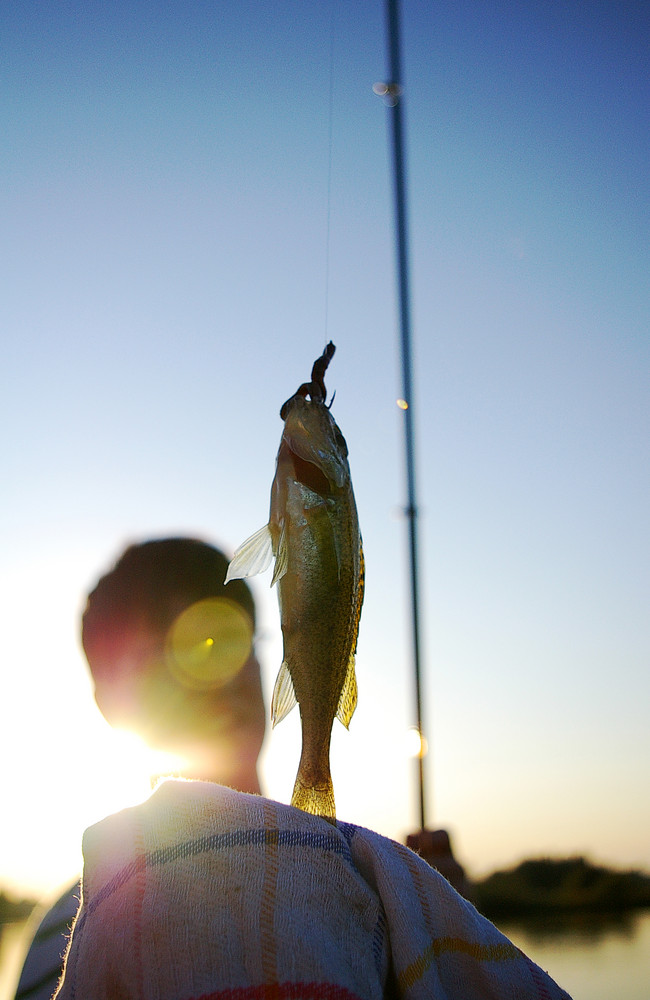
top-left (2, 0), bottom-right (648, 899)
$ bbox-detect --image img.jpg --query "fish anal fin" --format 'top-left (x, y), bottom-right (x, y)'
top-left (291, 773), bottom-right (336, 825)
top-left (270, 524), bottom-right (288, 587)
top-left (271, 660), bottom-right (297, 727)
top-left (336, 650), bottom-right (358, 730)
top-left (225, 525), bottom-right (273, 583)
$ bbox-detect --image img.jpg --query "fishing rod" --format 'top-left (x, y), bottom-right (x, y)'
top-left (375, 0), bottom-right (428, 831)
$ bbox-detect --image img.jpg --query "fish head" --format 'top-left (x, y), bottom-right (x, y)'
top-left (278, 393), bottom-right (349, 494)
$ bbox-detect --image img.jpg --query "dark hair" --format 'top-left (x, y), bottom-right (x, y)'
top-left (82, 537), bottom-right (255, 684)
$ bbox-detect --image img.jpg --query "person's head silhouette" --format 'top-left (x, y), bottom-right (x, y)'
top-left (82, 537), bottom-right (265, 793)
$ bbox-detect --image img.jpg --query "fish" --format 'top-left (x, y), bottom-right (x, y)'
top-left (226, 342), bottom-right (364, 822)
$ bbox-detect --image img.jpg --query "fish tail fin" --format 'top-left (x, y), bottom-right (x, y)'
top-left (291, 771), bottom-right (336, 825)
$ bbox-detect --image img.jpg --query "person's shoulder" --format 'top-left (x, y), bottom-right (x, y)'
top-left (57, 785), bottom-right (389, 1000)
top-left (14, 880), bottom-right (80, 1000)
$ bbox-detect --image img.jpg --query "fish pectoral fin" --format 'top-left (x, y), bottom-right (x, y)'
top-left (335, 650), bottom-right (358, 730)
top-left (271, 660), bottom-right (298, 727)
top-left (225, 524), bottom-right (274, 582)
top-left (270, 523), bottom-right (288, 587)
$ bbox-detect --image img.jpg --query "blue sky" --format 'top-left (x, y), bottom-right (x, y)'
top-left (1, 0), bottom-right (648, 897)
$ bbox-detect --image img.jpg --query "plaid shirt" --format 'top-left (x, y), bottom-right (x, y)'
top-left (55, 780), bottom-right (571, 1000)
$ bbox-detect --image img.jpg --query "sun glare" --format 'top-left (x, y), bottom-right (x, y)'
top-left (405, 726), bottom-right (428, 759)
top-left (109, 729), bottom-right (188, 785)
top-left (76, 726), bottom-right (190, 827)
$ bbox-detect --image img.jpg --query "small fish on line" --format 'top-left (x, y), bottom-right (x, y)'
top-left (226, 342), bottom-right (364, 823)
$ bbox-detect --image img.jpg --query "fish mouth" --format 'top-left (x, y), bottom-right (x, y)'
top-left (279, 394), bottom-right (337, 496)
top-left (288, 444), bottom-right (332, 496)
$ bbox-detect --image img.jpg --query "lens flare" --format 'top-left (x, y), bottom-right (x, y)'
top-left (165, 598), bottom-right (253, 691)
top-left (405, 726), bottom-right (428, 759)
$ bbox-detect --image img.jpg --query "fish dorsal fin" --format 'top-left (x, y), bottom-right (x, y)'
top-left (354, 539), bottom-right (365, 640)
top-left (270, 523), bottom-right (288, 587)
top-left (225, 524), bottom-right (274, 582)
top-left (336, 538), bottom-right (363, 729)
top-left (336, 649), bottom-right (358, 730)
top-left (271, 660), bottom-right (298, 727)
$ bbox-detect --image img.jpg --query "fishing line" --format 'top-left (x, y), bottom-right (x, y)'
top-left (323, 0), bottom-right (335, 340)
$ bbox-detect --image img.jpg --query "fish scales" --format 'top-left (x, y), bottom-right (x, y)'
top-left (278, 473), bottom-right (361, 814)
top-left (226, 344), bottom-right (363, 822)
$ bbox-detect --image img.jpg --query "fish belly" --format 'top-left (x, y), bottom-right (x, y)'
top-left (280, 487), bottom-right (358, 822)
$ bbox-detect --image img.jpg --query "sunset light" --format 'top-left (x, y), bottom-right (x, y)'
top-left (2, 2), bottom-right (648, 967)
